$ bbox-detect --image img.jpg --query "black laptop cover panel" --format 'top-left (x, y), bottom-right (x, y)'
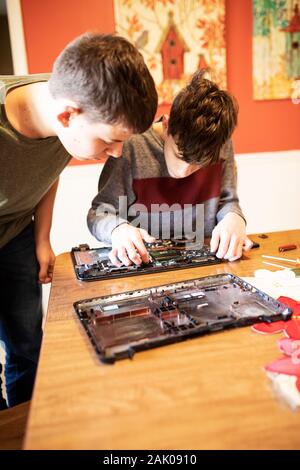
top-left (73, 273), bottom-right (292, 363)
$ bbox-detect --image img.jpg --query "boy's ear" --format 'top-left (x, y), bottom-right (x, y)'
top-left (162, 114), bottom-right (169, 130)
top-left (57, 106), bottom-right (81, 128)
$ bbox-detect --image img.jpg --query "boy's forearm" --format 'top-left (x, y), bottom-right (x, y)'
top-left (87, 205), bottom-right (128, 244)
top-left (88, 156), bottom-right (134, 244)
top-left (217, 203), bottom-right (245, 224)
top-left (34, 178), bottom-right (59, 242)
top-left (217, 140), bottom-right (245, 224)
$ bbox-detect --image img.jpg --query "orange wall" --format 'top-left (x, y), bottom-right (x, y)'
top-left (226, 0), bottom-right (299, 153)
top-left (20, 0), bottom-right (115, 72)
top-left (21, 0), bottom-right (300, 154)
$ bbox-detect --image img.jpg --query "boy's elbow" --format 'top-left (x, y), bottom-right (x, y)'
top-left (87, 207), bottom-right (97, 236)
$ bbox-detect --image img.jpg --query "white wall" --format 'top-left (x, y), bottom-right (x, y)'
top-left (235, 150), bottom-right (300, 233)
top-left (6, 0), bottom-right (28, 74)
top-left (51, 163), bottom-right (102, 254)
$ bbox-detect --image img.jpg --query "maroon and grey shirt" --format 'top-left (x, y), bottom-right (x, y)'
top-left (87, 128), bottom-right (244, 244)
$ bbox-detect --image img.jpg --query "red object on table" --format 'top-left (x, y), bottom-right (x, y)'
top-left (252, 297), bottom-right (300, 396)
top-left (278, 244), bottom-right (297, 252)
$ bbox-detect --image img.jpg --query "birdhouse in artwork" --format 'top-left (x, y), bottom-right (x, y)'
top-left (282, 3), bottom-right (300, 33)
top-left (280, 3), bottom-right (300, 78)
top-left (156, 11), bottom-right (190, 80)
top-left (198, 53), bottom-right (208, 71)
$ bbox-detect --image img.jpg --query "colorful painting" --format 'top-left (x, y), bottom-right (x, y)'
top-left (253, 0), bottom-right (300, 100)
top-left (114, 0), bottom-right (226, 104)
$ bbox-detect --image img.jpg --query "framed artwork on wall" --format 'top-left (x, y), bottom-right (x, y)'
top-left (253, 0), bottom-right (300, 100)
top-left (114, 0), bottom-right (226, 104)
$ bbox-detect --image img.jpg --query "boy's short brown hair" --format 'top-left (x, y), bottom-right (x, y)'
top-left (48, 33), bottom-right (158, 133)
top-left (168, 71), bottom-right (238, 166)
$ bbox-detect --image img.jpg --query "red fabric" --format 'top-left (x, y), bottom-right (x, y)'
top-left (251, 296), bottom-right (300, 339)
top-left (266, 356), bottom-right (300, 377)
top-left (278, 337), bottom-right (296, 356)
top-left (265, 357), bottom-right (300, 393)
top-left (252, 296), bottom-right (300, 392)
top-left (132, 162), bottom-right (222, 210)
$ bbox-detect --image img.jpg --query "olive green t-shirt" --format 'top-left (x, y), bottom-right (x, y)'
top-left (0, 74), bottom-right (71, 248)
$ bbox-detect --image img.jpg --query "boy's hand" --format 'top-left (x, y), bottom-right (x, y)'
top-left (35, 239), bottom-right (56, 283)
top-left (110, 224), bottom-right (155, 266)
top-left (210, 212), bottom-right (253, 261)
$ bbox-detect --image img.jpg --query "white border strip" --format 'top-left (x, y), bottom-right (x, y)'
top-left (6, 0), bottom-right (28, 75)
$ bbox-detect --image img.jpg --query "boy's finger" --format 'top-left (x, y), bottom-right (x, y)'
top-left (223, 236), bottom-right (239, 260)
top-left (109, 248), bottom-right (122, 266)
top-left (38, 261), bottom-right (48, 283)
top-left (125, 243), bottom-right (142, 265)
top-left (118, 246), bottom-right (132, 266)
top-left (48, 262), bottom-right (54, 272)
top-left (47, 264), bottom-right (54, 280)
top-left (140, 229), bottom-right (155, 243)
top-left (133, 237), bottom-right (149, 263)
top-left (210, 229), bottom-right (220, 253)
top-left (243, 237), bottom-right (253, 251)
top-left (216, 232), bottom-right (231, 259)
top-left (228, 239), bottom-right (244, 261)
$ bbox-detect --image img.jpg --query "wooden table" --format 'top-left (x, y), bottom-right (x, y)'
top-left (24, 231), bottom-right (300, 449)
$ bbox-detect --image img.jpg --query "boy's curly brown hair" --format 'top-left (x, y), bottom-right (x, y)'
top-left (168, 70), bottom-right (238, 166)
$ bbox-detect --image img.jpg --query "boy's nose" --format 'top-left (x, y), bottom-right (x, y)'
top-left (108, 142), bottom-right (123, 158)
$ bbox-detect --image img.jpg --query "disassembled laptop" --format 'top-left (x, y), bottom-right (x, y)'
top-left (73, 273), bottom-right (292, 363)
top-left (71, 238), bottom-right (222, 281)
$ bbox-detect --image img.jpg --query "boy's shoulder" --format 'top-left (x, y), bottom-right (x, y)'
top-left (122, 127), bottom-right (164, 161)
top-left (119, 127), bottom-right (167, 178)
top-left (219, 139), bottom-right (234, 161)
top-left (0, 74), bottom-right (50, 104)
top-left (126, 126), bottom-right (163, 146)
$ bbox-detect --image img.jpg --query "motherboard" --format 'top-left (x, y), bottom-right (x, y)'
top-left (71, 239), bottom-right (222, 281)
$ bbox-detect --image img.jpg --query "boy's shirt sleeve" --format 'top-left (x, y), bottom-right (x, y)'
top-left (87, 155), bottom-right (134, 244)
top-left (216, 140), bottom-right (246, 224)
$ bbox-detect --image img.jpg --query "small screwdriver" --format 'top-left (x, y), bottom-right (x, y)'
top-left (262, 254), bottom-right (300, 265)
